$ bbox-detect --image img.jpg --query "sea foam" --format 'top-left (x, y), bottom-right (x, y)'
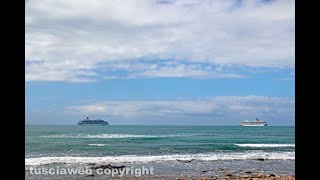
top-left (235, 144), bottom-right (295, 147)
top-left (87, 144), bottom-right (108, 146)
top-left (25, 151), bottom-right (295, 166)
top-left (41, 134), bottom-right (176, 139)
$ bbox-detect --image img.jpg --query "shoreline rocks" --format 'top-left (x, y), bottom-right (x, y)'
top-left (177, 174), bottom-right (295, 180)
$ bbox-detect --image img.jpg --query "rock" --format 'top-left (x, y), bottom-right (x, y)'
top-left (92, 164), bottom-right (125, 170)
top-left (101, 165), bottom-right (109, 169)
top-left (226, 173), bottom-right (233, 176)
top-left (92, 164), bottom-right (103, 169)
top-left (255, 174), bottom-right (265, 178)
top-left (199, 178), bottom-right (210, 180)
top-left (269, 173), bottom-right (276, 177)
top-left (106, 164), bottom-right (125, 169)
top-left (245, 171), bottom-right (252, 174)
top-left (86, 174), bottom-right (94, 177)
top-left (218, 168), bottom-right (225, 171)
top-left (176, 159), bottom-right (193, 163)
top-left (257, 158), bottom-right (265, 161)
top-left (202, 170), bottom-right (207, 173)
top-left (178, 177), bottom-right (187, 180)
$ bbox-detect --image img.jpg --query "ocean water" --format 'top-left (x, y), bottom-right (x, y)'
top-left (25, 125), bottom-right (295, 179)
top-left (26, 125), bottom-right (295, 160)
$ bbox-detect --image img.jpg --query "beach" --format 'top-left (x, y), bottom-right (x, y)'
top-left (25, 159), bottom-right (295, 179)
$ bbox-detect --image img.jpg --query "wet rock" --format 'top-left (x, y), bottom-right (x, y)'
top-left (245, 171), bottom-right (252, 174)
top-left (92, 164), bottom-right (103, 169)
top-left (218, 168), bottom-right (225, 172)
top-left (106, 164), bottom-right (125, 169)
top-left (176, 159), bottom-right (193, 163)
top-left (257, 158), bottom-right (265, 161)
top-left (269, 173), bottom-right (276, 177)
top-left (226, 173), bottom-right (233, 176)
top-left (91, 164), bottom-right (125, 170)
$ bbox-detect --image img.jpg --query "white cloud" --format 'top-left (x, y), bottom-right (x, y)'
top-left (66, 96), bottom-right (294, 125)
top-left (128, 63), bottom-right (245, 79)
top-left (26, 0), bottom-right (295, 82)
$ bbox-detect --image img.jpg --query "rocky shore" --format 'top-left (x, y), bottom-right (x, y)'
top-left (177, 174), bottom-right (295, 180)
top-left (75, 174), bottom-right (295, 180)
top-left (25, 159), bottom-right (295, 180)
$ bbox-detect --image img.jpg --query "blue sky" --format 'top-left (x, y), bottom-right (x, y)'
top-left (25, 0), bottom-right (295, 125)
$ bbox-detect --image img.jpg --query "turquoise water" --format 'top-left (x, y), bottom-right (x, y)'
top-left (26, 125), bottom-right (294, 164)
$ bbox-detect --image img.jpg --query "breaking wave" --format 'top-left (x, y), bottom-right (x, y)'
top-left (41, 134), bottom-right (177, 139)
top-left (235, 144), bottom-right (295, 148)
top-left (25, 151), bottom-right (295, 166)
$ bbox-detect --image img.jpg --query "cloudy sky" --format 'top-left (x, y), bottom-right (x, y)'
top-left (25, 0), bottom-right (295, 125)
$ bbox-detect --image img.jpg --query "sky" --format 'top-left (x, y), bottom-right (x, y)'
top-left (25, 0), bottom-right (295, 125)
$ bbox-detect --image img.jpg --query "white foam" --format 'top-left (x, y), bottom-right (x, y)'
top-left (235, 144), bottom-right (295, 147)
top-left (41, 134), bottom-right (176, 139)
top-left (87, 144), bottom-right (108, 146)
top-left (25, 151), bottom-right (295, 166)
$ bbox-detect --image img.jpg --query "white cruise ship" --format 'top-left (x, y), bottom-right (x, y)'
top-left (77, 117), bottom-right (109, 126)
top-left (239, 118), bottom-right (267, 126)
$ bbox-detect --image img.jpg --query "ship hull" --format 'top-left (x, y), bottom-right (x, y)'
top-left (239, 123), bottom-right (267, 126)
top-left (77, 118), bottom-right (109, 126)
top-left (78, 123), bottom-right (108, 126)
top-left (239, 123), bottom-right (268, 126)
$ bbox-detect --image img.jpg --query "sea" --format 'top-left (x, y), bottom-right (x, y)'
top-left (25, 125), bottom-right (295, 179)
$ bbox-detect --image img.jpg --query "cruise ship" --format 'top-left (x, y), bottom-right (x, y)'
top-left (239, 118), bottom-right (267, 126)
top-left (77, 117), bottom-right (109, 125)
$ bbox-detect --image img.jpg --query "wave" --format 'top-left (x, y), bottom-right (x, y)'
top-left (41, 134), bottom-right (177, 139)
top-left (87, 144), bottom-right (108, 147)
top-left (25, 151), bottom-right (295, 166)
top-left (235, 144), bottom-right (295, 148)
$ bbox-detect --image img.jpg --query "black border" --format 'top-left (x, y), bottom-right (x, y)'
top-left (2, 0), bottom-right (25, 179)
top-left (3, 0), bottom-right (305, 179)
top-left (295, 0), bottom-right (315, 179)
